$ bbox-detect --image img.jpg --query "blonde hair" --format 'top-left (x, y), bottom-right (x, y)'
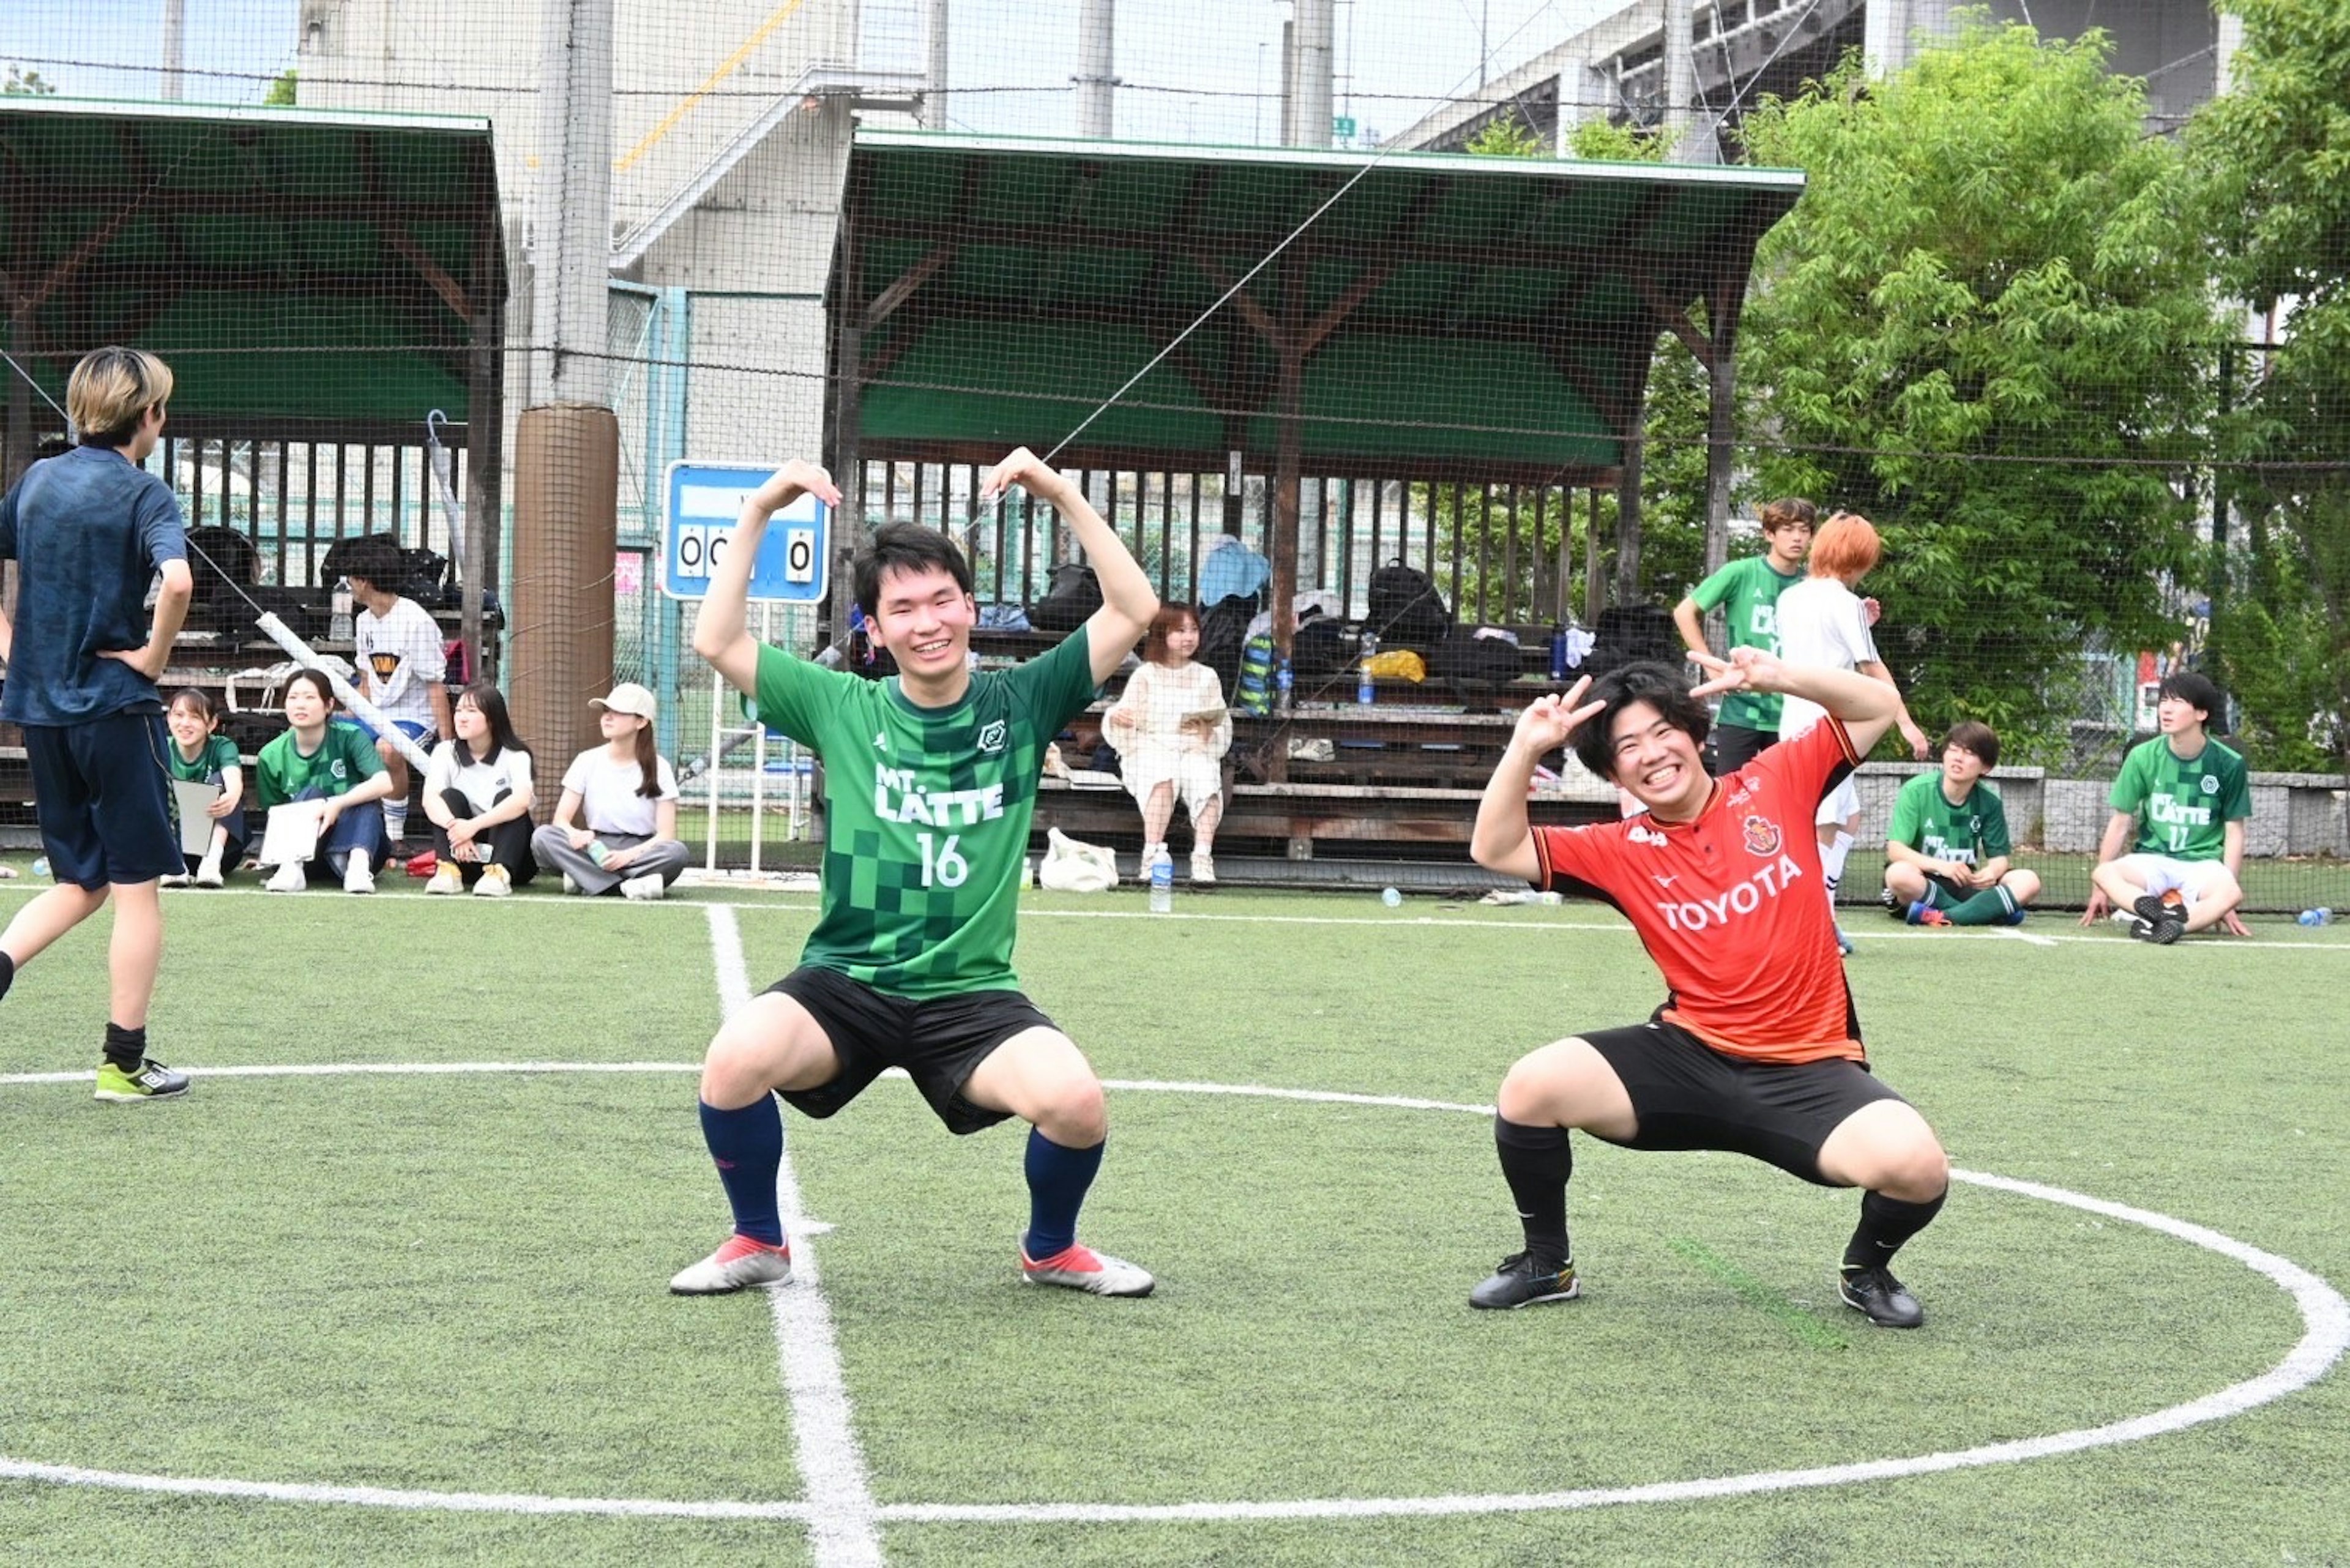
top-left (67, 347), bottom-right (173, 447)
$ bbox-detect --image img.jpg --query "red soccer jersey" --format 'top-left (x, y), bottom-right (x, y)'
top-left (1529, 720), bottom-right (1865, 1065)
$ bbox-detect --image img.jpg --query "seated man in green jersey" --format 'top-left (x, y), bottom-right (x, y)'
top-left (2081, 671), bottom-right (2253, 944)
top-left (1881, 721), bottom-right (2042, 927)
top-left (672, 451), bottom-right (1162, 1299)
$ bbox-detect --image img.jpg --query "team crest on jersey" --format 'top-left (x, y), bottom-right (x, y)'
top-left (330, 761), bottom-right (348, 781)
top-left (976, 720), bottom-right (1007, 755)
top-left (1740, 814), bottom-right (1780, 857)
top-left (1968, 814), bottom-right (1983, 836)
top-left (1627, 823), bottom-right (1668, 846)
top-left (2200, 774), bottom-right (2217, 794)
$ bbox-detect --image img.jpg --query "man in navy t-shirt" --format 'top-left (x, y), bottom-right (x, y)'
top-left (0, 346), bottom-right (196, 1100)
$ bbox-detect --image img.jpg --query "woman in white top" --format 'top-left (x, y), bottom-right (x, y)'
top-left (1773, 513), bottom-right (1929, 944)
top-left (529, 682), bottom-right (690, 899)
top-left (1103, 604), bottom-right (1232, 884)
top-left (421, 682), bottom-right (538, 897)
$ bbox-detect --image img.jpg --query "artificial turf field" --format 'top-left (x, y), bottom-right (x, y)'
top-left (1, 878), bottom-right (2344, 1566)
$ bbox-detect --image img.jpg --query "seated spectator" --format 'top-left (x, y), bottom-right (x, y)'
top-left (529, 682), bottom-right (690, 900)
top-left (1882, 721), bottom-right (2041, 926)
top-left (162, 687), bottom-right (246, 888)
top-left (255, 668), bottom-right (395, 894)
top-left (335, 534), bottom-right (452, 851)
top-left (1103, 605), bottom-right (1231, 884)
top-left (422, 682), bottom-right (538, 898)
top-left (2081, 671), bottom-right (2251, 943)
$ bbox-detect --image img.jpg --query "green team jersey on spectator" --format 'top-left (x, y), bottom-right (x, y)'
top-left (1688, 556), bottom-right (1802, 731)
top-left (167, 733), bottom-right (241, 785)
top-left (1887, 772), bottom-right (2012, 867)
top-left (255, 722), bottom-right (384, 807)
top-left (2109, 735), bottom-right (2251, 861)
top-left (752, 630), bottom-right (1099, 999)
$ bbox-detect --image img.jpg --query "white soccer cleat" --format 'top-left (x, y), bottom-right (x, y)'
top-left (264, 862), bottom-right (307, 894)
top-left (344, 858), bottom-right (376, 894)
top-left (427, 861), bottom-right (464, 895)
top-left (669, 1235), bottom-right (793, 1295)
top-left (1020, 1242), bottom-right (1155, 1297)
top-left (621, 873), bottom-right (666, 901)
top-left (562, 873), bottom-right (581, 895)
top-left (193, 856), bottom-right (225, 889)
top-left (472, 864), bottom-right (512, 898)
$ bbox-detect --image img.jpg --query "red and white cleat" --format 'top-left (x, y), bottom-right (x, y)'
top-left (669, 1234), bottom-right (793, 1294)
top-left (1020, 1242), bottom-right (1155, 1297)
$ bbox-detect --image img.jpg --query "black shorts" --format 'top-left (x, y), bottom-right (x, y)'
top-left (1711, 723), bottom-right (1777, 774)
top-left (24, 711), bottom-right (181, 890)
top-left (1578, 1017), bottom-right (1908, 1186)
top-left (766, 965), bottom-right (1058, 1135)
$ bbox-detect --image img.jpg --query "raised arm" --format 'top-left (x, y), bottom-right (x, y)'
top-left (1473, 680), bottom-right (1602, 884)
top-left (692, 459), bottom-right (843, 696)
top-left (984, 447), bottom-right (1157, 687)
top-left (1692, 648), bottom-right (1899, 756)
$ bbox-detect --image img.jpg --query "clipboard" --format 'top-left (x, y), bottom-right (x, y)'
top-left (258, 803), bottom-right (321, 868)
top-left (170, 778), bottom-right (223, 856)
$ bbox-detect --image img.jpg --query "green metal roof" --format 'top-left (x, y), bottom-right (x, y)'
top-left (0, 98), bottom-right (504, 433)
top-left (838, 130), bottom-right (1804, 482)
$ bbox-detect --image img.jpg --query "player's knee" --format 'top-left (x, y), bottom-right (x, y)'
top-left (1034, 1072), bottom-right (1107, 1143)
top-left (2007, 870), bottom-right (2042, 904)
top-left (1880, 1130), bottom-right (1949, 1201)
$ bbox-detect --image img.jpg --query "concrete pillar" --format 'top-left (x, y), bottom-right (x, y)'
top-left (1554, 61), bottom-right (1608, 156)
top-left (161, 0), bottom-right (185, 100)
top-left (927, 0), bottom-right (950, 129)
top-left (1865, 0), bottom-right (1957, 77)
top-left (1075, 0), bottom-right (1116, 138)
top-left (1290, 0), bottom-right (1334, 147)
top-left (531, 0), bottom-right (613, 408)
top-left (1661, 0), bottom-right (1695, 147)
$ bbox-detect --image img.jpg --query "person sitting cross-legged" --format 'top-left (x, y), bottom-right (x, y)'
top-left (1882, 721), bottom-right (2042, 927)
top-left (2080, 671), bottom-right (2251, 943)
top-left (528, 684), bottom-right (690, 900)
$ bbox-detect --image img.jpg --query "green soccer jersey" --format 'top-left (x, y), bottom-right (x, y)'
top-left (254, 722), bottom-right (385, 808)
top-left (2109, 735), bottom-right (2250, 861)
top-left (1887, 772), bottom-right (2012, 867)
top-left (168, 733), bottom-right (241, 785)
top-left (753, 631), bottom-right (1100, 999)
top-left (1689, 556), bottom-right (1802, 730)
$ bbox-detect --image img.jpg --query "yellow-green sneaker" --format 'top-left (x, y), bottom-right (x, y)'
top-left (94, 1059), bottom-right (192, 1102)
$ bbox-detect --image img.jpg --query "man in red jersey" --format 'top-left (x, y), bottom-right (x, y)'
top-left (1466, 649), bottom-right (1949, 1327)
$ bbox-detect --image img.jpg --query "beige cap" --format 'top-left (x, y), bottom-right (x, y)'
top-left (590, 681), bottom-right (657, 720)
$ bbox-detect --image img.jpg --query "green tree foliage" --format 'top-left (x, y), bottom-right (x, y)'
top-left (3, 65), bottom-right (58, 95)
top-left (1737, 19), bottom-right (2226, 761)
top-left (2193, 1), bottom-right (2350, 777)
top-left (265, 69), bottom-right (299, 108)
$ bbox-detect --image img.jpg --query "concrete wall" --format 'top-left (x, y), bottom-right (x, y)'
top-left (1854, 762), bottom-right (2349, 857)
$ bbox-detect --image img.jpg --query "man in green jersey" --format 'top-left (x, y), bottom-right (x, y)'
top-left (672, 451), bottom-right (1162, 1299)
top-left (2081, 671), bottom-right (2252, 944)
top-left (1672, 498), bottom-right (1814, 773)
top-left (1882, 721), bottom-right (2042, 927)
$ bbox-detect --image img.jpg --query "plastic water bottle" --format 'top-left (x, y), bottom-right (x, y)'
top-left (1275, 655), bottom-right (1294, 714)
top-left (588, 840), bottom-right (610, 867)
top-left (31, 856), bottom-right (49, 879)
top-left (2298, 907), bottom-right (2333, 928)
top-left (1550, 623), bottom-right (1570, 683)
top-left (330, 578), bottom-right (354, 642)
top-left (1381, 886), bottom-right (1402, 908)
top-left (1357, 630), bottom-right (1379, 705)
top-left (1148, 846), bottom-right (1174, 914)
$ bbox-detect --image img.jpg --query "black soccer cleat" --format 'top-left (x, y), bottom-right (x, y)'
top-left (2131, 894), bottom-right (2185, 944)
top-left (1838, 1266), bottom-right (1924, 1329)
top-left (1469, 1252), bottom-right (1580, 1310)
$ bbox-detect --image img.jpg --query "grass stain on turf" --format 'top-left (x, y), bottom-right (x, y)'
top-left (1668, 1236), bottom-right (1851, 1351)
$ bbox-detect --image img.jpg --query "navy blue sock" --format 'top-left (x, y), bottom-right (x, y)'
top-left (1021, 1129), bottom-right (1105, 1260)
top-left (698, 1096), bottom-right (786, 1247)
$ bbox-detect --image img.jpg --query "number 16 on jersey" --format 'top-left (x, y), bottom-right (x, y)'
top-left (661, 460), bottom-right (830, 604)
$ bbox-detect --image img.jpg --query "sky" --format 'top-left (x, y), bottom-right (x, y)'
top-left (1, 0), bottom-right (1627, 147)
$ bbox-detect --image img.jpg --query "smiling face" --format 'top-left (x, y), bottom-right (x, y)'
top-left (166, 699), bottom-right (212, 752)
top-left (1606, 700), bottom-right (1710, 819)
top-left (866, 562), bottom-right (976, 687)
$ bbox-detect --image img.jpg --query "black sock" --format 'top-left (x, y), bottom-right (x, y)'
top-left (103, 1022), bottom-right (146, 1075)
top-left (1495, 1115), bottom-right (1573, 1269)
top-left (0, 950), bottom-right (14, 1002)
top-left (1842, 1189), bottom-right (1946, 1273)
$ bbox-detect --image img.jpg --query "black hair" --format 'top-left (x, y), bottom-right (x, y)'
top-left (1570, 661), bottom-right (1712, 782)
top-left (453, 682), bottom-right (529, 766)
top-left (2158, 671), bottom-right (2225, 731)
top-left (283, 667), bottom-right (340, 710)
top-left (852, 523), bottom-right (974, 618)
top-left (1941, 720), bottom-right (2001, 771)
top-left (335, 534), bottom-right (408, 595)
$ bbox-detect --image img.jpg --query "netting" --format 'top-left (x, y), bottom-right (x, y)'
top-left (2, 2), bottom-right (2343, 910)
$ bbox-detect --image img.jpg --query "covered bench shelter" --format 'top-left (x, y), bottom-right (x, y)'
top-left (826, 130), bottom-right (1803, 664)
top-left (0, 97), bottom-right (506, 672)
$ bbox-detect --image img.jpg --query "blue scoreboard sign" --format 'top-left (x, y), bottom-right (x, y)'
top-left (660, 461), bottom-right (829, 603)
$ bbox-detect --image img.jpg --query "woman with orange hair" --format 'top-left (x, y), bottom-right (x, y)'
top-left (1773, 512), bottom-right (1929, 954)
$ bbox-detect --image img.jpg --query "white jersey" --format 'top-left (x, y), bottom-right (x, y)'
top-left (354, 597), bottom-right (447, 726)
top-left (425, 739), bottom-right (535, 816)
top-left (561, 747), bottom-right (679, 838)
top-left (1774, 575), bottom-right (1877, 737)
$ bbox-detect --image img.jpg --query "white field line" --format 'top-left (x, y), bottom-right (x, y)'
top-left (1, 1069), bottom-right (2343, 1528)
top-left (7, 879), bottom-right (2346, 950)
top-left (704, 905), bottom-right (882, 1568)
